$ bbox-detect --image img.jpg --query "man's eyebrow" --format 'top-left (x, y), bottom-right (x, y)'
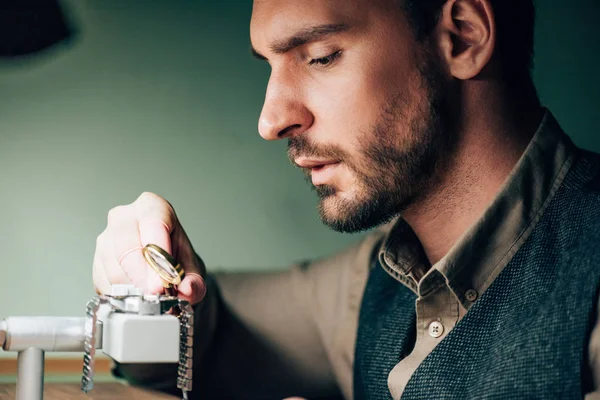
top-left (251, 23), bottom-right (349, 61)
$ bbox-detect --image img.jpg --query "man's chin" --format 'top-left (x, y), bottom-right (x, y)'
top-left (313, 183), bottom-right (337, 198)
top-left (317, 190), bottom-right (401, 234)
top-left (317, 196), bottom-right (373, 233)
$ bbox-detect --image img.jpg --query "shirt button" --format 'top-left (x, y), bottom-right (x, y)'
top-left (465, 289), bottom-right (479, 302)
top-left (428, 321), bottom-right (444, 338)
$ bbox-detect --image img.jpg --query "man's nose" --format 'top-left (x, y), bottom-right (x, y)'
top-left (258, 77), bottom-right (313, 141)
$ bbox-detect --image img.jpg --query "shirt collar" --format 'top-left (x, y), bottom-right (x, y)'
top-left (379, 110), bottom-right (577, 309)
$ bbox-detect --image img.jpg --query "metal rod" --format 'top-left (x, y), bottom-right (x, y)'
top-left (0, 320), bottom-right (6, 349)
top-left (3, 317), bottom-right (87, 352)
top-left (16, 347), bottom-right (44, 400)
top-left (2, 317), bottom-right (103, 352)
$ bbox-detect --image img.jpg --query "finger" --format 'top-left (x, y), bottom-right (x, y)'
top-left (139, 219), bottom-right (172, 252)
top-left (171, 225), bottom-right (204, 276)
top-left (103, 240), bottom-right (135, 287)
top-left (177, 273), bottom-right (207, 305)
top-left (108, 211), bottom-right (153, 292)
top-left (95, 233), bottom-right (133, 292)
top-left (93, 254), bottom-right (113, 295)
top-left (138, 219), bottom-right (173, 293)
top-left (133, 192), bottom-right (176, 252)
top-left (93, 262), bottom-right (111, 295)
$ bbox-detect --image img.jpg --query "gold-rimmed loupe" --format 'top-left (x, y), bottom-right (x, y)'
top-left (142, 244), bottom-right (184, 296)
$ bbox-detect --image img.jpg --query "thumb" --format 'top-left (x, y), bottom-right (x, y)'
top-left (178, 273), bottom-right (207, 305)
top-left (170, 224), bottom-right (207, 305)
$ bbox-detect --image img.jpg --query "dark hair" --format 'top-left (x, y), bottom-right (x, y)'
top-left (402, 0), bottom-right (535, 84)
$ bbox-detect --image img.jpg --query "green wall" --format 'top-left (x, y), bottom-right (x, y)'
top-left (0, 0), bottom-right (598, 334)
top-left (534, 0), bottom-right (600, 150)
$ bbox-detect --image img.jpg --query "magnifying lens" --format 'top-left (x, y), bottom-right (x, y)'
top-left (142, 244), bottom-right (185, 291)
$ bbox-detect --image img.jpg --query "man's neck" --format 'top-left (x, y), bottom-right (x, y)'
top-left (402, 83), bottom-right (544, 266)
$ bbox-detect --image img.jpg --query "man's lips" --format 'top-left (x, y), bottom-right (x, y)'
top-left (294, 158), bottom-right (341, 185)
top-left (294, 158), bottom-right (339, 169)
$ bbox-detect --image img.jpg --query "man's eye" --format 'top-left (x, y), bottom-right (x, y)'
top-left (308, 51), bottom-right (342, 67)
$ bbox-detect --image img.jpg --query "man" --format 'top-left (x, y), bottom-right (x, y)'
top-left (92, 0), bottom-right (600, 398)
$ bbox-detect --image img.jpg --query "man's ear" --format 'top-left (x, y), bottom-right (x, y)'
top-left (436, 0), bottom-right (496, 80)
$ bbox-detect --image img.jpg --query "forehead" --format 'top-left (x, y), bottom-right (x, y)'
top-left (250, 0), bottom-right (392, 46)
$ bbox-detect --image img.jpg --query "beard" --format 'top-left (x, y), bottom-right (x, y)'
top-left (288, 50), bottom-right (458, 233)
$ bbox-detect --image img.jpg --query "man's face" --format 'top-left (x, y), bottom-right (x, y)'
top-left (251, 0), bottom-right (456, 233)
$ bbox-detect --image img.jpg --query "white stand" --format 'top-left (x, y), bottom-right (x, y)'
top-left (16, 347), bottom-right (44, 400)
top-left (1, 310), bottom-right (180, 400)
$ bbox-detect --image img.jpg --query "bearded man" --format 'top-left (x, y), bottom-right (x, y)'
top-left (93, 0), bottom-right (600, 398)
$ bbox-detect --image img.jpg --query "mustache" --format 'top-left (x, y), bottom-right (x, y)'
top-left (287, 135), bottom-right (346, 165)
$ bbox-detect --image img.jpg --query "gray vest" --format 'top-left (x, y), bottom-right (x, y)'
top-left (354, 151), bottom-right (600, 399)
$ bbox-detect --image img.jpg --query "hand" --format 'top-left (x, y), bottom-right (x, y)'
top-left (93, 192), bottom-right (207, 305)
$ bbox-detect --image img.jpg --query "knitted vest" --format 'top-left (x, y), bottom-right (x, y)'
top-left (354, 151), bottom-right (600, 399)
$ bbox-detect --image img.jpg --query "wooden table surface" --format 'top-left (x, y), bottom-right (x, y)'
top-left (0, 383), bottom-right (179, 399)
